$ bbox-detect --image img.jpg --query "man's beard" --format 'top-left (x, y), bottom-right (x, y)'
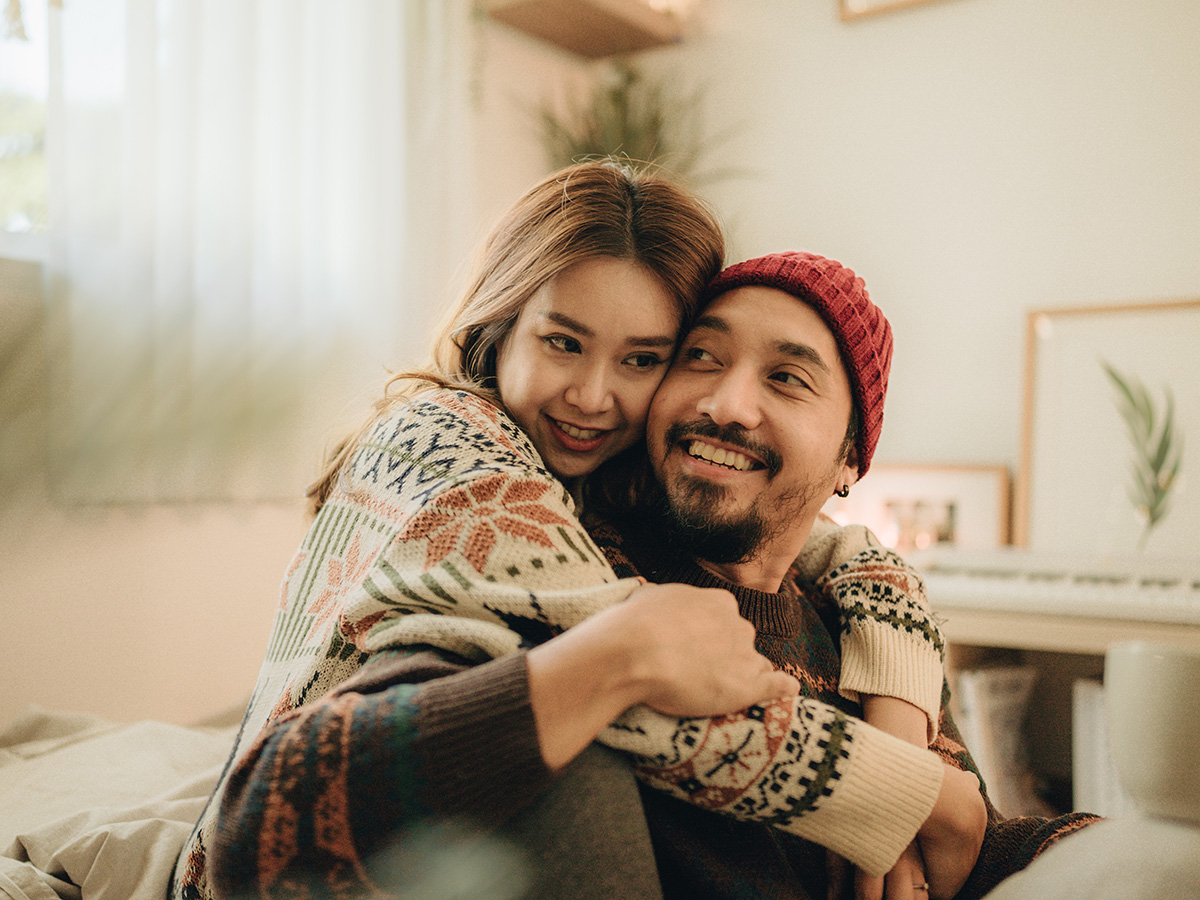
top-left (647, 419), bottom-right (838, 566)
top-left (648, 421), bottom-right (780, 564)
top-left (645, 474), bottom-right (768, 564)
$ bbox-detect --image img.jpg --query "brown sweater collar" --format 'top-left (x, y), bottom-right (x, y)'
top-left (645, 556), bottom-right (801, 639)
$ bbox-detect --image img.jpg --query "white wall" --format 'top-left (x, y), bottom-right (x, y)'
top-left (641, 0), bottom-right (1200, 467)
top-left (2, 0), bottom-right (1197, 726)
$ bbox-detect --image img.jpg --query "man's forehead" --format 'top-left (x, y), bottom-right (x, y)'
top-left (695, 286), bottom-right (831, 341)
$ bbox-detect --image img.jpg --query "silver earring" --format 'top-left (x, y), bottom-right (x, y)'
top-left (834, 485), bottom-right (850, 498)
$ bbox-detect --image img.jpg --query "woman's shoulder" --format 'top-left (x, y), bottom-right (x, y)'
top-left (333, 386), bottom-right (555, 508)
top-left (375, 386), bottom-right (540, 462)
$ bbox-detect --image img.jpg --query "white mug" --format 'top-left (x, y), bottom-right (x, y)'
top-left (1104, 640), bottom-right (1200, 824)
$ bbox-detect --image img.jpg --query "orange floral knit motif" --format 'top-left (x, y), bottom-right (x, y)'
top-left (402, 473), bottom-right (573, 573)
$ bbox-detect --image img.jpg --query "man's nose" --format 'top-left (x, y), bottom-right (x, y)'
top-left (564, 363), bottom-right (615, 414)
top-left (696, 368), bottom-right (761, 430)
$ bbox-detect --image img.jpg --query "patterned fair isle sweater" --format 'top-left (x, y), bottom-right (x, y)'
top-left (173, 388), bottom-right (953, 900)
top-left (590, 513), bottom-right (1101, 900)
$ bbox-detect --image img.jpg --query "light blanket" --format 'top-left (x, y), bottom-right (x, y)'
top-left (0, 707), bottom-right (237, 900)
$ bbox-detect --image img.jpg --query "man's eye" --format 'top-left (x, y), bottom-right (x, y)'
top-left (772, 371), bottom-right (811, 389)
top-left (544, 335), bottom-right (581, 354)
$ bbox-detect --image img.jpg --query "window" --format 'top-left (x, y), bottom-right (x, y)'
top-left (1, 0), bottom-right (49, 260)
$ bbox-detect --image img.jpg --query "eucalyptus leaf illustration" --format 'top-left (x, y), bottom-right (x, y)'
top-left (1101, 359), bottom-right (1183, 549)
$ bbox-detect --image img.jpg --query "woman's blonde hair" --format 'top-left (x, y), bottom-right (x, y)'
top-left (307, 158), bottom-right (724, 514)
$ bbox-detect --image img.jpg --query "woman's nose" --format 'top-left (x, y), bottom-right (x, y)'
top-left (564, 364), bottom-right (615, 414)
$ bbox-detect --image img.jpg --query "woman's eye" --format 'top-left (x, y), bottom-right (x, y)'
top-left (626, 353), bottom-right (665, 370)
top-left (544, 335), bottom-right (581, 354)
top-left (685, 347), bottom-right (716, 363)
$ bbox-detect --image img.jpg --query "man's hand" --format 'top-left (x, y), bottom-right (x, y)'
top-left (828, 843), bottom-right (927, 900)
top-left (916, 765), bottom-right (987, 899)
top-left (527, 581), bottom-right (798, 771)
top-left (857, 842), bottom-right (927, 900)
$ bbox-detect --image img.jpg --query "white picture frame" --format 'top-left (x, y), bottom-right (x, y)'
top-left (822, 463), bottom-right (1011, 553)
top-left (1015, 299), bottom-right (1200, 559)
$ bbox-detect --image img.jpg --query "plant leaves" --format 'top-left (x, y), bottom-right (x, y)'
top-left (1102, 358), bottom-right (1184, 547)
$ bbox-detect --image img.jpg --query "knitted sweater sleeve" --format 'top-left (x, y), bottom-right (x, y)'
top-left (793, 514), bottom-right (947, 740)
top-left (211, 648), bottom-right (550, 900)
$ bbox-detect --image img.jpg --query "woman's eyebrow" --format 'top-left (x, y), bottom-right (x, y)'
top-left (629, 334), bottom-right (678, 349)
top-left (544, 311), bottom-right (593, 336)
top-left (544, 311), bottom-right (675, 348)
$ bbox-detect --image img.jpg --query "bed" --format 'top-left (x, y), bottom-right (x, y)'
top-left (0, 706), bottom-right (239, 900)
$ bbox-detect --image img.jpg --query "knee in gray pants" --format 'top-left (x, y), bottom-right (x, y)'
top-left (504, 742), bottom-right (663, 900)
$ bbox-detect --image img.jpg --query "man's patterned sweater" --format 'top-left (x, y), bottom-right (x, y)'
top-left (589, 512), bottom-right (1101, 900)
top-left (172, 388), bottom-right (959, 900)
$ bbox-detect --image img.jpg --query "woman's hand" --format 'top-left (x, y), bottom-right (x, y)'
top-left (854, 697), bottom-right (969, 900)
top-left (859, 842), bottom-right (928, 900)
top-left (527, 581), bottom-right (799, 771)
top-left (617, 582), bottom-right (800, 718)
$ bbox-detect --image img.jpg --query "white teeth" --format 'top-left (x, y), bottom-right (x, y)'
top-left (686, 440), bottom-right (754, 472)
top-left (557, 420), bottom-right (602, 440)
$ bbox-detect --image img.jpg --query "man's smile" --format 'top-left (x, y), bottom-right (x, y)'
top-left (684, 439), bottom-right (760, 472)
top-left (663, 421), bottom-right (782, 479)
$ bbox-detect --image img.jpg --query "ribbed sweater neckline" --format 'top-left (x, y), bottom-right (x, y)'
top-left (647, 556), bottom-right (800, 639)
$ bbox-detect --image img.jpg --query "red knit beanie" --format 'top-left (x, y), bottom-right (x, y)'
top-left (701, 250), bottom-right (892, 478)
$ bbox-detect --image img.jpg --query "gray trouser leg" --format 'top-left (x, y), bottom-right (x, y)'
top-left (503, 742), bottom-right (664, 900)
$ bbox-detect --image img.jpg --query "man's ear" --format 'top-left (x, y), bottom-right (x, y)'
top-left (835, 446), bottom-right (860, 495)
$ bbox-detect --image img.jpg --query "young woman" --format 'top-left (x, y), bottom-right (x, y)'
top-left (172, 160), bottom-right (950, 900)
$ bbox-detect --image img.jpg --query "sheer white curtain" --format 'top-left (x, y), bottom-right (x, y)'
top-left (44, 0), bottom-right (478, 502)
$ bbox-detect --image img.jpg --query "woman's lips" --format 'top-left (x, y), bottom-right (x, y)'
top-left (549, 416), bottom-right (608, 452)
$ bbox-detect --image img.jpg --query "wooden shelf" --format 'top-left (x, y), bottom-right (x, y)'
top-left (483, 0), bottom-right (685, 59)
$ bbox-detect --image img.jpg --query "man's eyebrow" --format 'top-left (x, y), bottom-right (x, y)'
top-left (689, 313), bottom-right (729, 335)
top-left (690, 314), bottom-right (832, 373)
top-left (778, 341), bottom-right (832, 374)
top-left (545, 311), bottom-right (676, 348)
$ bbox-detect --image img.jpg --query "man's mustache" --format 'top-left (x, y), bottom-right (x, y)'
top-left (662, 420), bottom-right (783, 479)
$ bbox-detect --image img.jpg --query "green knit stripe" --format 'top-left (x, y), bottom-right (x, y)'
top-left (266, 607), bottom-right (317, 665)
top-left (265, 503), bottom-right (394, 663)
top-left (441, 560), bottom-right (473, 591)
top-left (557, 525), bottom-right (605, 565)
top-left (420, 572), bottom-right (459, 607)
top-left (374, 559), bottom-right (434, 605)
top-left (773, 712), bottom-right (853, 822)
top-left (840, 602), bottom-right (945, 654)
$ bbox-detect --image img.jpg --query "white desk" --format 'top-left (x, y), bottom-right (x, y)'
top-left (916, 547), bottom-right (1200, 654)
top-left (937, 607), bottom-right (1200, 655)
